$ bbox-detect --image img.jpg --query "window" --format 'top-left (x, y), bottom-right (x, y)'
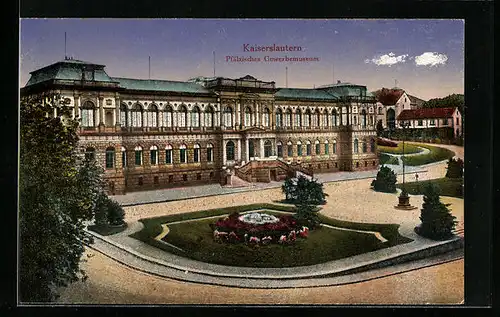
top-left (147, 105), bottom-right (158, 127)
top-left (285, 109), bottom-right (292, 127)
top-left (178, 105), bottom-right (187, 127)
top-left (183, 174), bottom-right (188, 181)
top-left (196, 173), bottom-right (201, 180)
top-left (297, 141), bottom-right (303, 156)
top-left (224, 106), bottom-right (233, 127)
top-left (287, 141), bottom-right (293, 157)
top-left (138, 177), bottom-right (143, 186)
top-left (456, 117), bottom-right (459, 125)
top-left (244, 107), bottom-right (252, 127)
top-left (165, 144), bottom-right (173, 164)
top-left (264, 140), bottom-right (272, 157)
top-left (81, 101), bottom-right (95, 127)
top-left (322, 111), bottom-right (329, 127)
top-left (275, 109), bottom-right (283, 127)
top-left (134, 146), bottom-right (143, 165)
top-left (179, 144), bottom-right (187, 163)
top-left (262, 108), bottom-right (270, 127)
top-left (430, 119), bottom-right (435, 126)
top-left (226, 141), bottom-right (235, 161)
top-left (304, 109), bottom-right (311, 127)
top-left (209, 172), bottom-right (214, 179)
top-left (249, 140), bottom-right (255, 158)
top-left (105, 147), bottom-right (115, 169)
top-left (315, 110), bottom-right (321, 127)
top-left (353, 116), bottom-right (358, 125)
top-left (325, 140), bottom-right (329, 155)
top-left (207, 143), bottom-right (214, 162)
top-left (105, 111), bottom-right (113, 127)
top-left (85, 147), bottom-right (95, 161)
top-left (354, 139), bottom-right (359, 154)
top-left (306, 141), bottom-right (311, 156)
top-left (361, 110), bottom-right (367, 128)
top-left (315, 140), bottom-right (320, 155)
top-left (362, 141), bottom-right (367, 153)
top-left (378, 107), bottom-right (383, 115)
top-left (150, 145), bottom-right (158, 165)
top-left (191, 106), bottom-right (200, 127)
top-left (442, 118), bottom-right (448, 125)
top-left (193, 143), bottom-right (200, 162)
top-left (164, 105), bottom-right (173, 127)
top-left (418, 120), bottom-right (423, 126)
top-left (131, 104), bottom-right (143, 127)
top-left (332, 109), bottom-right (338, 126)
top-left (121, 147), bottom-right (127, 168)
top-left (356, 162), bottom-right (359, 168)
top-left (295, 109), bottom-right (302, 127)
top-left (168, 175), bottom-right (173, 183)
top-left (333, 140), bottom-right (337, 154)
top-left (120, 104), bottom-right (128, 127)
top-left (371, 138), bottom-right (376, 152)
top-left (205, 106), bottom-right (214, 127)
top-left (277, 141), bottom-right (283, 157)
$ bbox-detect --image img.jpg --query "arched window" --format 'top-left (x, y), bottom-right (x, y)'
top-left (164, 105), bottom-right (173, 127)
top-left (121, 146), bottom-right (127, 168)
top-left (105, 111), bottom-right (113, 127)
top-left (147, 104), bottom-right (158, 127)
top-left (81, 101), bottom-right (96, 127)
top-left (120, 104), bottom-right (128, 127)
top-left (205, 106), bottom-right (214, 128)
top-left (295, 109), bottom-right (302, 127)
top-left (378, 107), bottom-right (383, 115)
top-left (193, 143), bottom-right (200, 162)
top-left (306, 140), bottom-right (312, 156)
top-left (276, 109), bottom-right (283, 127)
top-left (276, 141), bottom-right (283, 157)
top-left (333, 140), bottom-right (337, 154)
top-left (297, 141), bottom-right (303, 156)
top-left (324, 140), bottom-right (330, 155)
top-left (244, 107), bottom-right (252, 127)
top-left (361, 109), bottom-right (367, 128)
top-left (224, 106), bottom-right (233, 127)
top-left (165, 144), bottom-right (173, 164)
top-left (315, 140), bottom-right (321, 155)
top-left (131, 104), bottom-right (143, 127)
top-left (287, 141), bottom-right (293, 157)
top-left (178, 105), bottom-right (187, 127)
top-left (304, 109), bottom-right (311, 127)
top-left (150, 145), bottom-right (158, 165)
top-left (264, 140), bottom-right (272, 157)
top-left (206, 143), bottom-right (214, 162)
top-left (226, 141), bottom-right (235, 161)
top-left (353, 115), bottom-right (357, 125)
top-left (332, 109), bottom-right (338, 127)
top-left (249, 140), bottom-right (255, 158)
top-left (179, 144), bottom-right (187, 163)
top-left (354, 139), bottom-right (359, 154)
top-left (134, 146), bottom-right (143, 165)
top-left (362, 141), bottom-right (367, 153)
top-left (370, 138), bottom-right (376, 152)
top-left (285, 108), bottom-right (292, 127)
top-left (262, 108), bottom-right (270, 127)
top-left (105, 147), bottom-right (115, 169)
top-left (314, 109), bottom-right (321, 127)
top-left (191, 106), bottom-right (200, 128)
top-left (85, 147), bottom-right (95, 161)
top-left (322, 110), bottom-right (329, 127)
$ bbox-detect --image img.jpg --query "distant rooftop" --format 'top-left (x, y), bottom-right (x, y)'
top-left (275, 88), bottom-right (339, 101)
top-left (111, 77), bottom-right (215, 95)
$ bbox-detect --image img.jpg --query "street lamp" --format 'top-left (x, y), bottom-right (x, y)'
top-left (395, 120), bottom-right (417, 210)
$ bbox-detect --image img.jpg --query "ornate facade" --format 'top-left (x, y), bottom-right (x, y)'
top-left (21, 59), bottom-right (379, 194)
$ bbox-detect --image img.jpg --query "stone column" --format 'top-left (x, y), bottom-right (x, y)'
top-left (236, 102), bottom-right (241, 127)
top-left (98, 96), bottom-right (104, 125)
top-left (237, 139), bottom-right (241, 161)
top-left (200, 111), bottom-right (205, 128)
top-left (245, 139), bottom-right (249, 161)
top-left (256, 103), bottom-right (260, 126)
top-left (186, 108), bottom-right (191, 128)
top-left (260, 139), bottom-right (264, 158)
top-left (114, 96), bottom-right (120, 127)
top-left (222, 140), bottom-right (227, 166)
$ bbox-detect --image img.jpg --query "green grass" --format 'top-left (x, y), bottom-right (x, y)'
top-left (401, 144), bottom-right (455, 166)
top-left (397, 177), bottom-right (463, 198)
top-left (379, 153), bottom-right (399, 165)
top-left (378, 143), bottom-right (423, 155)
top-left (88, 223), bottom-right (127, 236)
top-left (130, 203), bottom-right (413, 268)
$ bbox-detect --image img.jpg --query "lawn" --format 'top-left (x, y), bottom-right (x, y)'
top-left (397, 177), bottom-right (463, 198)
top-left (379, 153), bottom-right (399, 165)
top-left (378, 142), bottom-right (423, 155)
top-left (131, 204), bottom-right (413, 268)
top-left (401, 144), bottom-right (455, 166)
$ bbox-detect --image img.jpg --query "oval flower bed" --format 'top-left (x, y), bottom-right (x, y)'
top-left (212, 212), bottom-right (309, 245)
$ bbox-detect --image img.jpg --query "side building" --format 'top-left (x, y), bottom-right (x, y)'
top-left (21, 59), bottom-right (379, 194)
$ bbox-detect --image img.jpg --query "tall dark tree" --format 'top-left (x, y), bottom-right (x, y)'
top-left (371, 165), bottom-right (397, 193)
top-left (416, 184), bottom-right (457, 240)
top-left (445, 158), bottom-right (464, 179)
top-left (422, 94), bottom-right (464, 114)
top-left (376, 119), bottom-right (384, 136)
top-left (19, 93), bottom-right (106, 302)
top-left (282, 175), bottom-right (328, 205)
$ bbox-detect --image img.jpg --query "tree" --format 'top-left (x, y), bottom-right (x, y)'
top-left (376, 119), bottom-right (384, 136)
top-left (19, 93), bottom-right (106, 302)
top-left (294, 204), bottom-right (321, 229)
top-left (445, 158), bottom-right (464, 179)
top-left (422, 94), bottom-right (464, 114)
top-left (282, 175), bottom-right (328, 205)
top-left (371, 165), bottom-right (397, 193)
top-left (415, 184), bottom-right (457, 240)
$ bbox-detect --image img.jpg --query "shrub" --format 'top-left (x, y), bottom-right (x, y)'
top-left (281, 175), bottom-right (328, 205)
top-left (93, 193), bottom-right (125, 226)
top-left (106, 199), bottom-right (125, 225)
top-left (445, 158), bottom-right (464, 179)
top-left (415, 183), bottom-right (457, 240)
top-left (371, 165), bottom-right (397, 193)
top-left (294, 204), bottom-right (321, 229)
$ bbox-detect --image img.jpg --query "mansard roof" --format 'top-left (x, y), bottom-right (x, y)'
top-left (275, 88), bottom-right (339, 101)
top-left (111, 77), bottom-right (215, 95)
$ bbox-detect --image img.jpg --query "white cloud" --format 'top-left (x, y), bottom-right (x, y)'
top-left (365, 53), bottom-right (408, 66)
top-left (414, 52), bottom-right (448, 66)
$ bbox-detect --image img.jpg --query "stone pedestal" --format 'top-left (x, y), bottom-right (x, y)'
top-left (394, 193), bottom-right (418, 210)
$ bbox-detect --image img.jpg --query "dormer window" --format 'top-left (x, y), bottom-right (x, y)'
top-left (82, 68), bottom-right (95, 81)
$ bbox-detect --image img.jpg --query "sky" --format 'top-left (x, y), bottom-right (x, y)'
top-left (20, 19), bottom-right (464, 100)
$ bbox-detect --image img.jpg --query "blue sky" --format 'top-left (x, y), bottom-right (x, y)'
top-left (20, 19), bottom-right (464, 100)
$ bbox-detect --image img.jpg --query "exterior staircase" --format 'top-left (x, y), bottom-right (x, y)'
top-left (452, 220), bottom-right (464, 238)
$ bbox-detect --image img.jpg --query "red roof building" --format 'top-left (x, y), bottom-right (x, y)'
top-left (396, 107), bottom-right (462, 138)
top-left (397, 107), bottom-right (457, 120)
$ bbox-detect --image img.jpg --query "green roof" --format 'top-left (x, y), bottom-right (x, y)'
top-left (275, 88), bottom-right (338, 101)
top-left (112, 77), bottom-right (215, 95)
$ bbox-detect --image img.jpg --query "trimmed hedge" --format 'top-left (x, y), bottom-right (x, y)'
top-left (378, 143), bottom-right (423, 155)
top-left (401, 144), bottom-right (455, 166)
top-left (397, 178), bottom-right (463, 198)
top-left (379, 153), bottom-right (399, 165)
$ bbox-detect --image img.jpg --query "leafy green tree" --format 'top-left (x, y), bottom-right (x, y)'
top-left (445, 158), bottom-right (464, 179)
top-left (282, 175), bottom-right (328, 205)
top-left (294, 204), bottom-right (321, 229)
top-left (422, 94), bottom-right (464, 114)
top-left (371, 165), bottom-right (397, 193)
top-left (416, 184), bottom-right (457, 240)
top-left (19, 93), bottom-right (107, 302)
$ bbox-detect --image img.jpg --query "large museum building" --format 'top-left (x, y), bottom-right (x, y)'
top-left (21, 59), bottom-right (379, 194)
